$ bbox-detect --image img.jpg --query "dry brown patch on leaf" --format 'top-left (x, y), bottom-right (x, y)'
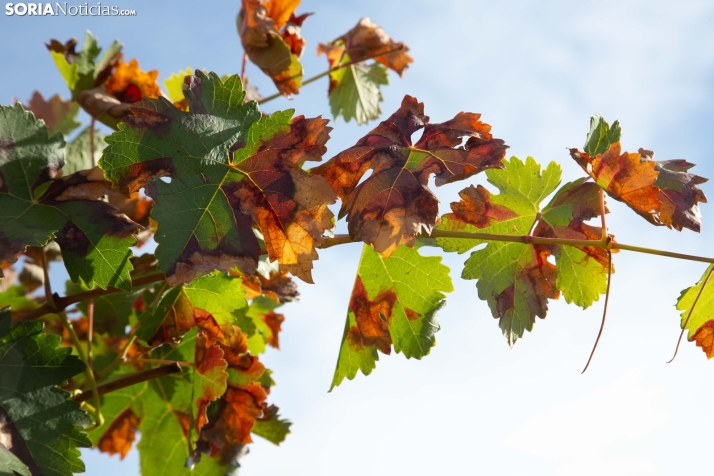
top-left (570, 142), bottom-right (662, 226)
top-left (239, 0), bottom-right (305, 95)
top-left (313, 95), bottom-right (507, 256)
top-left (638, 149), bottom-right (708, 232)
top-left (346, 276), bottom-right (393, 353)
top-left (327, 17), bottom-right (413, 76)
top-left (97, 408), bottom-right (140, 459)
top-left (232, 116), bottom-right (337, 283)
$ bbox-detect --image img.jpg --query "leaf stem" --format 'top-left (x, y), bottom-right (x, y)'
top-left (257, 45), bottom-right (407, 105)
top-left (73, 363), bottom-right (182, 403)
top-left (598, 188), bottom-right (608, 243)
top-left (38, 246), bottom-right (54, 309)
top-left (59, 312), bottom-right (104, 428)
top-left (582, 250), bottom-right (613, 373)
top-left (20, 272), bottom-right (166, 321)
top-left (667, 264), bottom-right (714, 363)
top-left (124, 358), bottom-right (193, 367)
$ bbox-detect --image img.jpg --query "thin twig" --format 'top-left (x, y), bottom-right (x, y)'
top-left (59, 312), bottom-right (104, 427)
top-left (667, 265), bottom-right (714, 363)
top-left (598, 188), bottom-right (608, 243)
top-left (38, 246), bottom-right (54, 309)
top-left (86, 299), bottom-right (94, 368)
top-left (241, 52), bottom-right (248, 82)
top-left (73, 364), bottom-right (182, 403)
top-left (257, 45), bottom-right (406, 105)
top-left (124, 358), bottom-right (193, 367)
top-left (582, 249), bottom-right (613, 373)
top-left (20, 272), bottom-right (166, 321)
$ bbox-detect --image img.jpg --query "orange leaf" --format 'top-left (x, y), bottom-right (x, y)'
top-left (97, 409), bottom-right (140, 459)
top-left (104, 55), bottom-right (162, 103)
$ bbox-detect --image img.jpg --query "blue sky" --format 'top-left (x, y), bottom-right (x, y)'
top-left (2, 0), bottom-right (714, 474)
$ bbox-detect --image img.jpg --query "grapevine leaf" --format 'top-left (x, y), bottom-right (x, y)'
top-left (193, 333), bottom-right (228, 436)
top-left (137, 272), bottom-right (247, 346)
top-left (63, 126), bottom-right (106, 175)
top-left (313, 95), bottom-right (507, 256)
top-left (0, 104), bottom-right (140, 289)
top-left (331, 244), bottom-right (453, 390)
top-left (23, 92), bottom-right (80, 136)
top-left (0, 310), bottom-right (92, 476)
top-left (437, 157), bottom-right (562, 345)
top-left (163, 67), bottom-right (192, 110)
top-left (583, 113), bottom-right (621, 157)
top-left (638, 149), bottom-right (708, 232)
top-left (104, 56), bottom-right (162, 103)
top-left (317, 43), bottom-right (388, 124)
top-left (238, 0), bottom-right (303, 96)
top-left (0, 446), bottom-right (31, 476)
top-left (329, 17), bottom-right (413, 76)
top-left (251, 405), bottom-right (291, 445)
top-left (101, 71), bottom-right (336, 285)
top-left (47, 32), bottom-right (122, 98)
top-left (676, 264), bottom-right (714, 358)
top-left (535, 178), bottom-right (613, 308)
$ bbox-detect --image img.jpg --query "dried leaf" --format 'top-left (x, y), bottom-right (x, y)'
top-left (330, 17), bottom-right (413, 76)
top-left (313, 95), bottom-right (507, 256)
top-left (104, 55), bottom-right (162, 103)
top-left (101, 72), bottom-right (336, 285)
top-left (238, 0), bottom-right (303, 95)
top-left (96, 409), bottom-right (140, 459)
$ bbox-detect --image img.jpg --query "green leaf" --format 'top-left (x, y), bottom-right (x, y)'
top-left (137, 272), bottom-right (247, 344)
top-left (327, 52), bottom-right (388, 125)
top-left (0, 286), bottom-right (38, 313)
top-left (234, 296), bottom-right (282, 355)
top-left (0, 311), bottom-right (91, 476)
top-left (49, 31), bottom-right (122, 98)
top-left (251, 406), bottom-right (291, 445)
top-left (101, 70), bottom-right (336, 285)
top-left (0, 446), bottom-right (31, 476)
top-left (583, 114), bottom-right (621, 157)
top-left (331, 244), bottom-right (453, 390)
top-left (676, 264), bottom-right (714, 358)
top-left (437, 157), bottom-right (612, 345)
top-left (63, 127), bottom-right (106, 175)
top-left (537, 178), bottom-right (610, 308)
top-left (0, 104), bottom-right (139, 290)
top-left (163, 67), bottom-right (193, 104)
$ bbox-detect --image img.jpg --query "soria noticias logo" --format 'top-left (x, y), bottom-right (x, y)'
top-left (5, 2), bottom-right (136, 16)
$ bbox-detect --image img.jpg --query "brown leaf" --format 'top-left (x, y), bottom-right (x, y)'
top-left (569, 142), bottom-right (662, 226)
top-left (239, 0), bottom-right (303, 95)
top-left (261, 311), bottom-right (284, 348)
top-left (638, 149), bottom-right (708, 232)
top-left (97, 409), bottom-right (140, 459)
top-left (329, 17), bottom-right (413, 76)
top-left (313, 95), bottom-right (507, 256)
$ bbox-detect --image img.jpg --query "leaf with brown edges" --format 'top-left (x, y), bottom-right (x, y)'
top-left (313, 95), bottom-right (507, 256)
top-left (101, 71), bottom-right (336, 285)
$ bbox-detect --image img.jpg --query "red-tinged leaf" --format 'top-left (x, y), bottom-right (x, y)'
top-left (96, 408), bottom-right (140, 459)
top-left (239, 0), bottom-right (303, 96)
top-left (691, 320), bottom-right (714, 358)
top-left (570, 141), bottom-right (661, 225)
top-left (313, 95), bottom-right (507, 256)
top-left (261, 311), bottom-right (284, 348)
top-left (638, 149), bottom-right (708, 232)
top-left (193, 333), bottom-right (229, 435)
top-left (328, 17), bottom-right (413, 76)
top-left (22, 91), bottom-right (80, 136)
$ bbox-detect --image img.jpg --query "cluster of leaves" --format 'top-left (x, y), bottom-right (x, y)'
top-left (2, 1), bottom-right (714, 474)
